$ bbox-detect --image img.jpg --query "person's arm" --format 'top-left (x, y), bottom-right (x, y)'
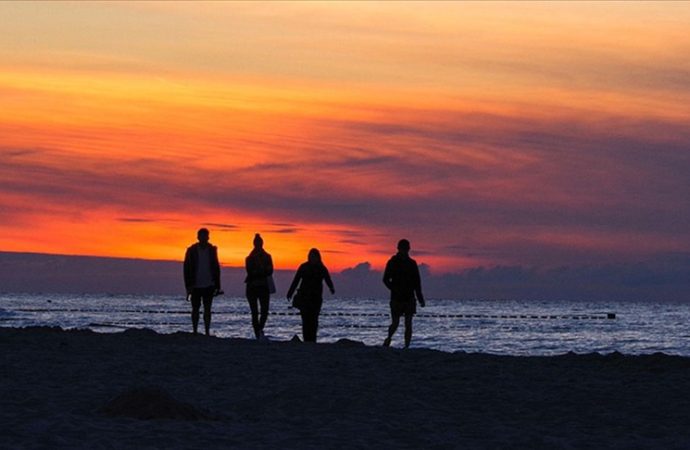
top-left (266, 254), bottom-right (274, 277)
top-left (183, 247), bottom-right (193, 294)
top-left (323, 267), bottom-right (335, 295)
top-left (212, 246), bottom-right (221, 292)
top-left (244, 255), bottom-right (251, 275)
top-left (286, 266), bottom-right (302, 299)
top-left (414, 263), bottom-right (425, 307)
top-left (243, 255), bottom-right (251, 284)
top-left (382, 259), bottom-right (393, 291)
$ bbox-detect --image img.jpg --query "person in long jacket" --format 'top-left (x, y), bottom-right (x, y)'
top-left (245, 233), bottom-right (273, 339)
top-left (286, 248), bottom-right (335, 342)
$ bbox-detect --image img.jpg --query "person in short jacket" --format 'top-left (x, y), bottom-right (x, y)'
top-left (183, 228), bottom-right (221, 335)
top-left (382, 239), bottom-right (425, 348)
top-left (286, 248), bottom-right (335, 343)
top-left (245, 233), bottom-right (274, 339)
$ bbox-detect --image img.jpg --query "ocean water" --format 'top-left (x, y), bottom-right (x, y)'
top-left (1, 293), bottom-right (689, 356)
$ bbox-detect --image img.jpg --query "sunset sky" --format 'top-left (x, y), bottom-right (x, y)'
top-left (1, 1), bottom-right (689, 273)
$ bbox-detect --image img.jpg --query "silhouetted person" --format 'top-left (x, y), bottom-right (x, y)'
top-left (245, 233), bottom-right (274, 340)
top-left (383, 239), bottom-right (425, 348)
top-left (286, 248), bottom-right (335, 343)
top-left (183, 228), bottom-right (221, 336)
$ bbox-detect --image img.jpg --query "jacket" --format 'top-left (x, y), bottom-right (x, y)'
top-left (287, 261), bottom-right (334, 304)
top-left (183, 243), bottom-right (221, 292)
top-left (383, 253), bottom-right (423, 303)
top-left (245, 248), bottom-right (274, 287)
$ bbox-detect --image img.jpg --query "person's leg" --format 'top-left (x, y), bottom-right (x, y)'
top-left (302, 308), bottom-right (318, 342)
top-left (202, 289), bottom-right (214, 336)
top-left (190, 291), bottom-right (202, 334)
top-left (258, 288), bottom-right (270, 337)
top-left (311, 311), bottom-right (320, 343)
top-left (403, 313), bottom-right (413, 348)
top-left (384, 310), bottom-right (401, 347)
top-left (247, 288), bottom-right (261, 339)
top-left (300, 310), bottom-right (310, 342)
top-left (246, 288), bottom-right (260, 338)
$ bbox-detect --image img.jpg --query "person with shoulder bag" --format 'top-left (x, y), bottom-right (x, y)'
top-left (245, 233), bottom-right (274, 340)
top-left (286, 248), bottom-right (335, 343)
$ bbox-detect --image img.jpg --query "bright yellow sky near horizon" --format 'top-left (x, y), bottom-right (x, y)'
top-left (1, 2), bottom-right (689, 272)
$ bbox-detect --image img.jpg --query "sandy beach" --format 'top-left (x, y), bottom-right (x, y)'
top-left (1, 327), bottom-right (689, 449)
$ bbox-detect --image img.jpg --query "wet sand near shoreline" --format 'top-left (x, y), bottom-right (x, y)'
top-left (1, 326), bottom-right (689, 449)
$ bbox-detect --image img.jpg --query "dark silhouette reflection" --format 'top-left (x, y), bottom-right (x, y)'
top-left (183, 228), bottom-right (221, 336)
top-left (286, 248), bottom-right (335, 342)
top-left (383, 239), bottom-right (425, 348)
top-left (245, 233), bottom-right (274, 340)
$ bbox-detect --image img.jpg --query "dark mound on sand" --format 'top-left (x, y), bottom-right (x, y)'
top-left (334, 338), bottom-right (366, 347)
top-left (101, 387), bottom-right (214, 421)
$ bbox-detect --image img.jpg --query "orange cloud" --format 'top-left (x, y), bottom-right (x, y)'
top-left (1, 2), bottom-right (689, 273)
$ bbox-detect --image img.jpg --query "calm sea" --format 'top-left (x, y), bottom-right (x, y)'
top-left (1, 293), bottom-right (688, 356)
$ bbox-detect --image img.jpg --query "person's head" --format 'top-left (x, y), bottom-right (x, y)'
top-left (253, 233), bottom-right (264, 249)
top-left (197, 228), bottom-right (210, 244)
top-left (397, 239), bottom-right (410, 254)
top-left (308, 248), bottom-right (322, 265)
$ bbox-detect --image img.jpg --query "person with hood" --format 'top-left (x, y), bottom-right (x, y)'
top-left (286, 248), bottom-right (335, 342)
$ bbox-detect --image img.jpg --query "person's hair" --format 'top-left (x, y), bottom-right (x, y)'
top-left (308, 248), bottom-right (322, 265)
top-left (397, 239), bottom-right (410, 251)
top-left (197, 228), bottom-right (210, 238)
top-left (253, 233), bottom-right (263, 248)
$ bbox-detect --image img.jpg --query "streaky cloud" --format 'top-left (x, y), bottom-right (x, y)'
top-left (202, 222), bottom-right (239, 230)
top-left (117, 217), bottom-right (154, 223)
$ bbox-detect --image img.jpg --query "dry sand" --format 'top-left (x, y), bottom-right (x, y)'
top-left (1, 327), bottom-right (689, 449)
